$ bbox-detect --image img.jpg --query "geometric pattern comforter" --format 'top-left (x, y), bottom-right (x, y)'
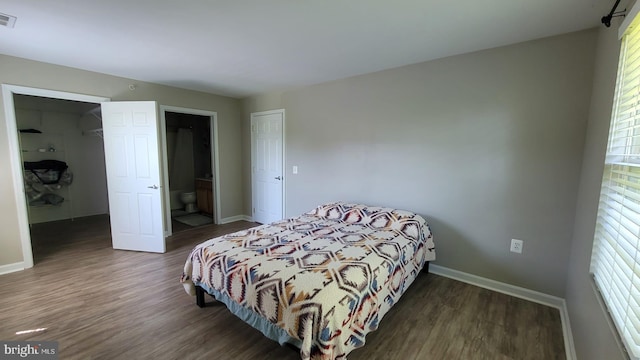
top-left (181, 202), bottom-right (435, 360)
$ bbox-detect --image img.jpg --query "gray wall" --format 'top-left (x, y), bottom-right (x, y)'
top-left (242, 29), bottom-right (598, 297)
top-left (565, 26), bottom-right (628, 360)
top-left (0, 54), bottom-right (244, 267)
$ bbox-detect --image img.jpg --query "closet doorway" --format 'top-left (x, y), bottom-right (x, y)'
top-left (14, 95), bottom-right (107, 224)
top-left (159, 106), bottom-right (220, 236)
top-left (2, 85), bottom-right (110, 267)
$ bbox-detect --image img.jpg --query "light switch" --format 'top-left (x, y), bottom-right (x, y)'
top-left (292, 166), bottom-right (298, 174)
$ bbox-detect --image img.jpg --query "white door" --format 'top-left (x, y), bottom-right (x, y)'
top-left (102, 101), bottom-right (165, 253)
top-left (251, 110), bottom-right (284, 224)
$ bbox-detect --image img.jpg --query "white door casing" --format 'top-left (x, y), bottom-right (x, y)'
top-left (101, 101), bottom-right (165, 253)
top-left (251, 109), bottom-right (284, 224)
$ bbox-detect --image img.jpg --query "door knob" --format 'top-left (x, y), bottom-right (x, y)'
top-left (148, 185), bottom-right (159, 189)
top-left (275, 176), bottom-right (282, 180)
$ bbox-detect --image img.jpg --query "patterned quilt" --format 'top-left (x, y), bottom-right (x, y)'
top-left (181, 202), bottom-right (435, 359)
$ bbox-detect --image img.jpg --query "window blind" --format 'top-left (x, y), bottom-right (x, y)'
top-left (591, 13), bottom-right (640, 359)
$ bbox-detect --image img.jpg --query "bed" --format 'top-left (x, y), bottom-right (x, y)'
top-left (181, 202), bottom-right (435, 359)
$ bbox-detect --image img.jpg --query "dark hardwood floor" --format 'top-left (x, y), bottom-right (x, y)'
top-left (0, 216), bottom-right (565, 359)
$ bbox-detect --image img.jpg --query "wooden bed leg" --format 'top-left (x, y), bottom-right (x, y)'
top-left (423, 261), bottom-right (430, 274)
top-left (195, 286), bottom-right (206, 308)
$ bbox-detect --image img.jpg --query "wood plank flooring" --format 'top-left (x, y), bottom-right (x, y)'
top-left (0, 216), bottom-right (565, 359)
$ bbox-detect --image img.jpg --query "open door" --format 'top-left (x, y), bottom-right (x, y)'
top-left (101, 101), bottom-right (165, 253)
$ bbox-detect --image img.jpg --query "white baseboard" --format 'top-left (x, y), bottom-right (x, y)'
top-left (0, 262), bottom-right (26, 275)
top-left (558, 298), bottom-right (577, 360)
top-left (429, 264), bottom-right (576, 360)
top-left (220, 215), bottom-right (253, 224)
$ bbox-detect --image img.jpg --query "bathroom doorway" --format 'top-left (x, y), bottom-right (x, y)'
top-left (159, 106), bottom-right (219, 236)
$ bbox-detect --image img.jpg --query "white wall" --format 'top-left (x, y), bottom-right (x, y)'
top-left (243, 29), bottom-right (598, 297)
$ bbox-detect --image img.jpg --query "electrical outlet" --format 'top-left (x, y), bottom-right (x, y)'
top-left (293, 166), bottom-right (298, 174)
top-left (510, 239), bottom-right (523, 254)
top-left (510, 239), bottom-right (523, 253)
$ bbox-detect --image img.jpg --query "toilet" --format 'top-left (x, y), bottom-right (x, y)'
top-left (180, 192), bottom-right (197, 213)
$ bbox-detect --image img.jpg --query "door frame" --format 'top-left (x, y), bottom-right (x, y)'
top-left (1, 84), bottom-right (110, 270)
top-left (250, 109), bottom-right (285, 223)
top-left (159, 105), bottom-right (220, 235)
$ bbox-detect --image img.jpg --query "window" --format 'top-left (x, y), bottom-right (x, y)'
top-left (591, 12), bottom-right (640, 359)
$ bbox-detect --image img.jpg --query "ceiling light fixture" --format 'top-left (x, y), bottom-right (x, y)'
top-left (0, 12), bottom-right (17, 28)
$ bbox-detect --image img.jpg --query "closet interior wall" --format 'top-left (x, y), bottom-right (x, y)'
top-left (15, 96), bottom-right (108, 224)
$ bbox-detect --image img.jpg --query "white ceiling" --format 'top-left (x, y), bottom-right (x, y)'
top-left (0, 0), bottom-right (613, 98)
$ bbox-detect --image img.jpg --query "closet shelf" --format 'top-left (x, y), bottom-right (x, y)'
top-left (83, 128), bottom-right (103, 139)
top-left (29, 203), bottom-right (63, 208)
top-left (84, 107), bottom-right (102, 121)
top-left (22, 150), bottom-right (65, 153)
